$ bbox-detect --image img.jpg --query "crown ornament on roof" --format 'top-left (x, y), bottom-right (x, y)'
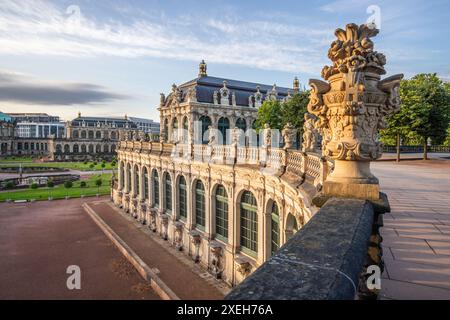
top-left (199, 60), bottom-right (207, 77)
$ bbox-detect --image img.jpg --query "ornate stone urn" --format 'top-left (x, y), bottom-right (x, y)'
top-left (308, 23), bottom-right (403, 200)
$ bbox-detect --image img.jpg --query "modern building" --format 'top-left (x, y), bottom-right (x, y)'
top-left (15, 122), bottom-right (65, 138)
top-left (112, 61), bottom-right (316, 287)
top-left (8, 113), bottom-right (60, 123)
top-left (129, 117), bottom-right (160, 135)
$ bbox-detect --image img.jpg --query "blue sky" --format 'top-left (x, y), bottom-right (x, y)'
top-left (0, 0), bottom-right (448, 121)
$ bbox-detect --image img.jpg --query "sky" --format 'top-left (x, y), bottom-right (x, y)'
top-left (0, 0), bottom-right (448, 122)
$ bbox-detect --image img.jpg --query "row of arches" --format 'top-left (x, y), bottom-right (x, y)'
top-left (55, 143), bottom-right (116, 154)
top-left (119, 162), bottom-right (301, 259)
top-left (72, 129), bottom-right (118, 140)
top-left (162, 115), bottom-right (254, 145)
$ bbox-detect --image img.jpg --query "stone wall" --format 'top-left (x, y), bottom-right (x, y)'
top-left (225, 197), bottom-right (385, 299)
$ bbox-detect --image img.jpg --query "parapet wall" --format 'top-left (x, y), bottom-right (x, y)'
top-left (225, 197), bottom-right (385, 300)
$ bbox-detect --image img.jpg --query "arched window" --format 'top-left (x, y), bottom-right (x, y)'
top-left (88, 131), bottom-right (94, 139)
top-left (199, 116), bottom-right (211, 144)
top-left (182, 117), bottom-right (189, 142)
top-left (134, 165), bottom-right (140, 197)
top-left (235, 118), bottom-right (246, 131)
top-left (172, 117), bottom-right (178, 141)
top-left (88, 145), bottom-right (94, 153)
top-left (163, 119), bottom-right (169, 142)
top-left (119, 162), bottom-right (124, 190)
top-left (111, 144), bottom-right (116, 153)
top-left (218, 117), bottom-right (230, 145)
top-left (195, 180), bottom-right (205, 229)
top-left (81, 131), bottom-right (87, 139)
top-left (73, 130), bottom-right (79, 139)
top-left (96, 131), bottom-right (101, 139)
top-left (178, 176), bottom-right (187, 219)
top-left (127, 163), bottom-right (132, 193)
top-left (56, 144), bottom-right (62, 153)
top-left (143, 167), bottom-right (149, 200)
top-left (270, 202), bottom-right (280, 256)
top-left (73, 144), bottom-right (79, 153)
top-left (111, 131), bottom-right (117, 140)
top-left (103, 145), bottom-right (109, 153)
top-left (240, 191), bottom-right (258, 256)
top-left (215, 185), bottom-right (228, 240)
top-left (81, 144), bottom-right (86, 153)
top-left (152, 170), bottom-right (159, 208)
top-left (96, 144), bottom-right (102, 153)
top-left (64, 144), bottom-right (70, 153)
top-left (164, 173), bottom-right (172, 213)
top-left (285, 213), bottom-right (299, 242)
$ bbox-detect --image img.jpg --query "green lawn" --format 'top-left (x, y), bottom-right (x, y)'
top-left (0, 161), bottom-right (117, 171)
top-left (0, 156), bottom-right (35, 163)
top-left (0, 173), bottom-right (113, 202)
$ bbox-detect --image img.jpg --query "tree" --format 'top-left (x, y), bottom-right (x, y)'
top-left (95, 178), bottom-right (103, 195)
top-left (280, 91), bottom-right (310, 129)
top-left (254, 100), bottom-right (283, 131)
top-left (30, 183), bottom-right (38, 190)
top-left (444, 125), bottom-right (450, 146)
top-left (64, 180), bottom-right (73, 197)
top-left (47, 179), bottom-right (55, 199)
top-left (381, 73), bottom-right (450, 160)
top-left (80, 181), bottom-right (87, 188)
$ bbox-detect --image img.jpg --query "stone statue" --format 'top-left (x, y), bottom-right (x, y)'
top-left (266, 84), bottom-right (278, 101)
top-left (160, 93), bottom-right (165, 106)
top-left (188, 86), bottom-right (197, 102)
top-left (262, 123), bottom-right (271, 148)
top-left (138, 130), bottom-right (146, 141)
top-left (254, 86), bottom-right (263, 107)
top-left (282, 123), bottom-right (297, 150)
top-left (220, 81), bottom-right (229, 105)
top-left (231, 91), bottom-right (236, 106)
top-left (248, 94), bottom-right (254, 108)
top-left (307, 23), bottom-right (403, 200)
top-left (302, 113), bottom-right (319, 152)
top-left (208, 125), bottom-right (216, 146)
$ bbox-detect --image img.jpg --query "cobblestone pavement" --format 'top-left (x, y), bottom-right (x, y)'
top-left (372, 159), bottom-right (450, 299)
top-left (0, 197), bottom-right (159, 300)
top-left (89, 202), bottom-right (227, 300)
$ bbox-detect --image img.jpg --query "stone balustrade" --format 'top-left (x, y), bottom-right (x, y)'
top-left (117, 140), bottom-right (331, 188)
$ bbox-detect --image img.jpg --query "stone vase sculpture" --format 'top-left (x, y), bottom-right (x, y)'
top-left (308, 23), bottom-right (403, 200)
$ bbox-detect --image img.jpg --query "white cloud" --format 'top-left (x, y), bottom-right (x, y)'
top-left (0, 0), bottom-right (333, 74)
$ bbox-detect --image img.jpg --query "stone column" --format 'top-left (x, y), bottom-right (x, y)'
top-left (307, 23), bottom-right (403, 201)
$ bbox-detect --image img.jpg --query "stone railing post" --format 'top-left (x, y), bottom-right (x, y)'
top-left (307, 23), bottom-right (403, 201)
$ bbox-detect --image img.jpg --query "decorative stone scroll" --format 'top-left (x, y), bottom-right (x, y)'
top-left (307, 23), bottom-right (403, 200)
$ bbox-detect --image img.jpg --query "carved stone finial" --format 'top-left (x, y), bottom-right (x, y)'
top-left (78, 111), bottom-right (81, 118)
top-left (293, 77), bottom-right (300, 92)
top-left (199, 59), bottom-right (207, 77)
top-left (282, 122), bottom-right (297, 150)
top-left (124, 114), bottom-right (128, 121)
top-left (220, 81), bottom-right (230, 105)
top-left (254, 86), bottom-right (263, 107)
top-left (308, 23), bottom-right (404, 200)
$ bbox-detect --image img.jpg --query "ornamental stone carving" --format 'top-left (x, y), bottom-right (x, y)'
top-left (254, 86), bottom-right (263, 107)
top-left (266, 84), bottom-right (278, 101)
top-left (307, 23), bottom-right (403, 200)
top-left (302, 113), bottom-right (320, 153)
top-left (220, 81), bottom-right (230, 105)
top-left (282, 123), bottom-right (297, 150)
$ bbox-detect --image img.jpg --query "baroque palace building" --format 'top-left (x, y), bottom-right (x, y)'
top-left (0, 112), bottom-right (144, 160)
top-left (112, 61), bottom-right (331, 286)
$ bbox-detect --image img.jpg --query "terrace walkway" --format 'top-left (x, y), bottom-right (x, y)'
top-left (372, 158), bottom-right (450, 299)
top-left (87, 201), bottom-right (228, 300)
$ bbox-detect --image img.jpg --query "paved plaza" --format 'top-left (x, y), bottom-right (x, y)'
top-left (0, 197), bottom-right (159, 300)
top-left (1, 158), bottom-right (449, 299)
top-left (373, 158), bottom-right (450, 299)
